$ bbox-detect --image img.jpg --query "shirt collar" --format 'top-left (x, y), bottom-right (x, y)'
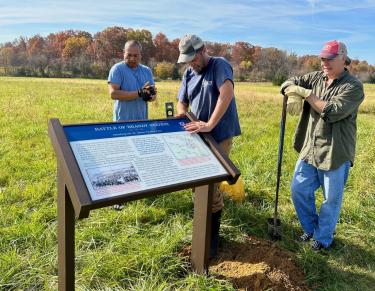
top-left (125, 62), bottom-right (139, 70)
top-left (323, 68), bottom-right (348, 82)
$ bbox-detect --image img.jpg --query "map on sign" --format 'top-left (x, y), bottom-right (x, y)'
top-left (64, 118), bottom-right (228, 201)
top-left (163, 134), bottom-right (210, 166)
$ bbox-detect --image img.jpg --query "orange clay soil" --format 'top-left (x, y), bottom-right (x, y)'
top-left (180, 235), bottom-right (310, 291)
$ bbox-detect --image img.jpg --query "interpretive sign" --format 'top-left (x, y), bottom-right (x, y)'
top-left (48, 113), bottom-right (240, 291)
top-left (64, 117), bottom-right (227, 201)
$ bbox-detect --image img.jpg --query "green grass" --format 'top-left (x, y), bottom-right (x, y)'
top-left (0, 77), bottom-right (374, 290)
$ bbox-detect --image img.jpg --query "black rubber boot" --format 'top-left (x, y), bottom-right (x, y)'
top-left (210, 209), bottom-right (222, 259)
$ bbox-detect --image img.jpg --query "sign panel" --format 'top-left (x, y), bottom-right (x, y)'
top-left (63, 118), bottom-right (227, 201)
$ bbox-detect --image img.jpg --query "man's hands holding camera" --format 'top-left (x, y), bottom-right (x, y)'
top-left (138, 81), bottom-right (157, 102)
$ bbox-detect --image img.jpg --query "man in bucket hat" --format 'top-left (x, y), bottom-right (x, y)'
top-left (176, 34), bottom-right (241, 258)
top-left (280, 40), bottom-right (364, 251)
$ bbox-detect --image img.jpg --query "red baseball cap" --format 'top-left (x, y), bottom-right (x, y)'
top-left (320, 40), bottom-right (351, 65)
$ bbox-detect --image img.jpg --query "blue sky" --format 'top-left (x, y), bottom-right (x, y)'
top-left (1, 0), bottom-right (375, 64)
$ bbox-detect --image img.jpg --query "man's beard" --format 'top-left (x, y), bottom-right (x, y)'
top-left (191, 64), bottom-right (204, 74)
top-left (193, 68), bottom-right (202, 74)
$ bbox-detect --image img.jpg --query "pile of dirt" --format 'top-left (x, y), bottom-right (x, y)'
top-left (181, 235), bottom-right (309, 290)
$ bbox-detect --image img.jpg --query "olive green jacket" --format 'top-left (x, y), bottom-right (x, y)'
top-left (289, 69), bottom-right (364, 170)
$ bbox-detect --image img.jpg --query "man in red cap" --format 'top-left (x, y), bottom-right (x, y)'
top-left (280, 40), bottom-right (364, 251)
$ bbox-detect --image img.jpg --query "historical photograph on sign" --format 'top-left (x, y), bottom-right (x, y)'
top-left (87, 163), bottom-right (141, 197)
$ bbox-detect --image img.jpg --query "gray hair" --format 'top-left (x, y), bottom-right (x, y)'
top-left (124, 40), bottom-right (142, 52)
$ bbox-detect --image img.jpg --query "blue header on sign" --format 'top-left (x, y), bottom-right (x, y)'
top-left (64, 118), bottom-right (189, 142)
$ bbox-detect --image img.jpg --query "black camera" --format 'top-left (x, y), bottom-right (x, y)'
top-left (149, 86), bottom-right (156, 96)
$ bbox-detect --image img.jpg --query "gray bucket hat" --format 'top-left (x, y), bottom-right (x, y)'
top-left (177, 34), bottom-right (204, 63)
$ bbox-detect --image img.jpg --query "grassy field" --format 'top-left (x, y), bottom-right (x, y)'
top-left (0, 77), bottom-right (374, 290)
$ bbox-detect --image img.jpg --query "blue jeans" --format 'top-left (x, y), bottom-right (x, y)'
top-left (291, 159), bottom-right (350, 247)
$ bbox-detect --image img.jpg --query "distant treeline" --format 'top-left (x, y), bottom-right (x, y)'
top-left (1, 26), bottom-right (374, 83)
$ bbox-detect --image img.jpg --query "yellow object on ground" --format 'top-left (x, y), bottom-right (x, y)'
top-left (219, 176), bottom-right (245, 202)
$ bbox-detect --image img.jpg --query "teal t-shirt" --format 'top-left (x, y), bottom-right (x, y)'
top-left (108, 62), bottom-right (155, 121)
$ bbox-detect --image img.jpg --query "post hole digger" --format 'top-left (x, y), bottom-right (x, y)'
top-left (267, 92), bottom-right (288, 240)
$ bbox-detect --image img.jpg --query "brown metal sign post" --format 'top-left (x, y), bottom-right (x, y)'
top-left (191, 184), bottom-right (214, 274)
top-left (57, 166), bottom-right (75, 290)
top-left (49, 115), bottom-right (240, 290)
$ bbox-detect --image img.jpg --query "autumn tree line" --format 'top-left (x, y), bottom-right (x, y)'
top-left (1, 26), bottom-right (374, 84)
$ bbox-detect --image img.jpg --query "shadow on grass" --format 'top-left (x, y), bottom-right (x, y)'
top-left (143, 190), bottom-right (194, 217)
top-left (300, 243), bottom-right (375, 290)
top-left (329, 236), bottom-right (375, 269)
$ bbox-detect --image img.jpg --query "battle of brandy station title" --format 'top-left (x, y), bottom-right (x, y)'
top-left (93, 121), bottom-right (171, 131)
top-left (63, 118), bottom-right (189, 142)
